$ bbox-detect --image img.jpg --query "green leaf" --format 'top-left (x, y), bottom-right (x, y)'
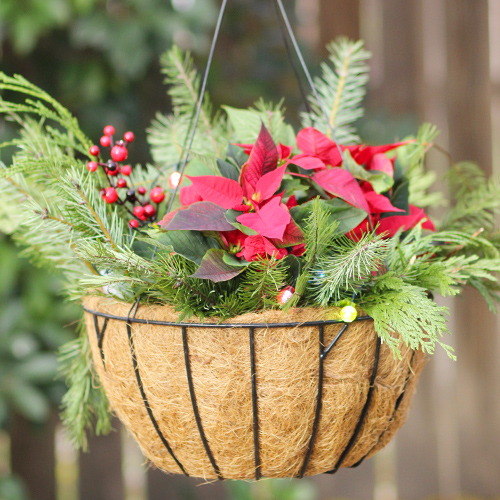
top-left (290, 198), bottom-right (366, 235)
top-left (343, 150), bottom-right (393, 193)
top-left (217, 158), bottom-right (240, 181)
top-left (380, 180), bottom-right (410, 219)
top-left (191, 249), bottom-right (246, 282)
top-left (224, 106), bottom-right (262, 143)
top-left (225, 209), bottom-right (258, 235)
top-left (147, 229), bottom-right (220, 265)
top-left (222, 252), bottom-right (250, 267)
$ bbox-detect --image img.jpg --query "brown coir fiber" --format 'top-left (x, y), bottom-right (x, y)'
top-left (84, 295), bottom-right (426, 480)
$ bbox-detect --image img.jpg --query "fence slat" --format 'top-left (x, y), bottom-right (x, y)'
top-left (146, 468), bottom-right (228, 500)
top-left (78, 419), bottom-right (124, 500)
top-left (10, 412), bottom-right (57, 500)
top-left (445, 1), bottom-right (500, 496)
top-left (319, 0), bottom-right (360, 52)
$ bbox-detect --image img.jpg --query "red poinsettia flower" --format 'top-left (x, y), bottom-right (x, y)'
top-left (161, 125), bottom-right (303, 262)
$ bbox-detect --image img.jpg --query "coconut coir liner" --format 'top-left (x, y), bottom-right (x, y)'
top-left (84, 296), bottom-right (426, 480)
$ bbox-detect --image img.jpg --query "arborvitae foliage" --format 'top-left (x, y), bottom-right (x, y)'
top-left (301, 38), bottom-right (370, 144)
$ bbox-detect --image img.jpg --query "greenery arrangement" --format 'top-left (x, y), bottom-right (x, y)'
top-left (1, 39), bottom-right (500, 447)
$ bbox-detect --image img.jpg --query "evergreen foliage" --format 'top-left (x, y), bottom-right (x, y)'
top-left (301, 38), bottom-right (371, 144)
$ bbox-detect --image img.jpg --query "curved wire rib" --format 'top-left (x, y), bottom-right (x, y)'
top-left (249, 327), bottom-right (262, 480)
top-left (350, 351), bottom-right (417, 468)
top-left (83, 307), bottom-right (371, 329)
top-left (181, 326), bottom-right (224, 480)
top-left (125, 299), bottom-right (188, 476)
top-left (93, 314), bottom-right (108, 370)
top-left (327, 336), bottom-right (382, 474)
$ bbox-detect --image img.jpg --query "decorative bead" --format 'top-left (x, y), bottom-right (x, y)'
top-left (124, 131), bottom-right (135, 143)
top-left (117, 179), bottom-right (127, 188)
top-left (102, 187), bottom-right (118, 204)
top-left (340, 304), bottom-right (357, 323)
top-left (100, 135), bottom-right (111, 147)
top-left (133, 206), bottom-right (145, 218)
top-left (111, 145), bottom-right (128, 162)
top-left (120, 165), bottom-right (132, 176)
top-left (86, 161), bottom-right (98, 172)
top-left (168, 171), bottom-right (182, 189)
top-left (143, 204), bottom-right (156, 218)
top-left (137, 186), bottom-right (146, 195)
top-left (128, 219), bottom-right (139, 229)
top-left (89, 145), bottom-right (100, 156)
top-left (150, 187), bottom-right (165, 204)
top-left (103, 125), bottom-right (115, 136)
top-left (277, 286), bottom-right (295, 305)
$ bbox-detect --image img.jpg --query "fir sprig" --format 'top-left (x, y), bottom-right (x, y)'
top-left (301, 38), bottom-right (370, 144)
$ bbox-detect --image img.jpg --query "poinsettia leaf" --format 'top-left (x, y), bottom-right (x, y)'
top-left (179, 184), bottom-right (203, 206)
top-left (380, 180), bottom-right (410, 219)
top-left (269, 219), bottom-right (304, 248)
top-left (226, 143), bottom-right (248, 168)
top-left (236, 196), bottom-right (291, 239)
top-left (312, 168), bottom-right (370, 213)
top-left (240, 124), bottom-right (279, 198)
top-left (239, 235), bottom-right (282, 261)
top-left (185, 175), bottom-right (243, 209)
top-left (353, 141), bottom-right (407, 165)
top-left (288, 154), bottom-right (326, 170)
top-left (217, 158), bottom-right (240, 181)
top-left (342, 150), bottom-right (394, 193)
top-left (146, 229), bottom-right (220, 265)
top-left (225, 209), bottom-right (259, 235)
top-left (296, 127), bottom-right (344, 166)
top-left (290, 198), bottom-right (367, 235)
top-left (366, 153), bottom-right (394, 176)
top-left (253, 164), bottom-right (287, 202)
top-left (162, 202), bottom-right (235, 231)
top-left (191, 249), bottom-right (246, 282)
top-left (377, 205), bottom-right (435, 237)
top-left (222, 252), bottom-right (251, 267)
top-left (364, 191), bottom-right (405, 214)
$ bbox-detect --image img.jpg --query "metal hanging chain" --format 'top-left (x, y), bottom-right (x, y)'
top-left (167, 0), bottom-right (228, 213)
top-left (272, 0), bottom-right (311, 114)
top-left (273, 0), bottom-right (349, 170)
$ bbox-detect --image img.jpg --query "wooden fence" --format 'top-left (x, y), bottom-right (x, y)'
top-left (3, 1), bottom-right (500, 499)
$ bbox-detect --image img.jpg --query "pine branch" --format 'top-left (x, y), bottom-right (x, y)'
top-left (313, 232), bottom-right (387, 304)
top-left (301, 38), bottom-right (370, 144)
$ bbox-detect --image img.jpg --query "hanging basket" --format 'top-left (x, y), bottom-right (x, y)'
top-left (83, 296), bottom-right (426, 480)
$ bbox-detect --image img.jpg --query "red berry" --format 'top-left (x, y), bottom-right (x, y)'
top-left (87, 161), bottom-right (98, 172)
top-left (143, 204), bottom-right (156, 218)
top-left (89, 145), bottom-right (100, 156)
top-left (168, 172), bottom-right (182, 189)
top-left (150, 187), bottom-right (165, 204)
top-left (124, 131), bottom-right (135, 143)
top-left (128, 219), bottom-right (139, 229)
top-left (133, 206), bottom-right (145, 218)
top-left (120, 165), bottom-right (132, 176)
top-left (104, 125), bottom-right (115, 136)
top-left (117, 179), bottom-right (127, 188)
top-left (139, 215), bottom-right (147, 221)
top-left (106, 167), bottom-right (119, 177)
top-left (102, 187), bottom-right (118, 204)
top-left (100, 135), bottom-right (111, 147)
top-left (137, 186), bottom-right (146, 195)
top-left (111, 145), bottom-right (128, 162)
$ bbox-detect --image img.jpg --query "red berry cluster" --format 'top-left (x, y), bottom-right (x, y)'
top-left (87, 125), bottom-right (166, 229)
